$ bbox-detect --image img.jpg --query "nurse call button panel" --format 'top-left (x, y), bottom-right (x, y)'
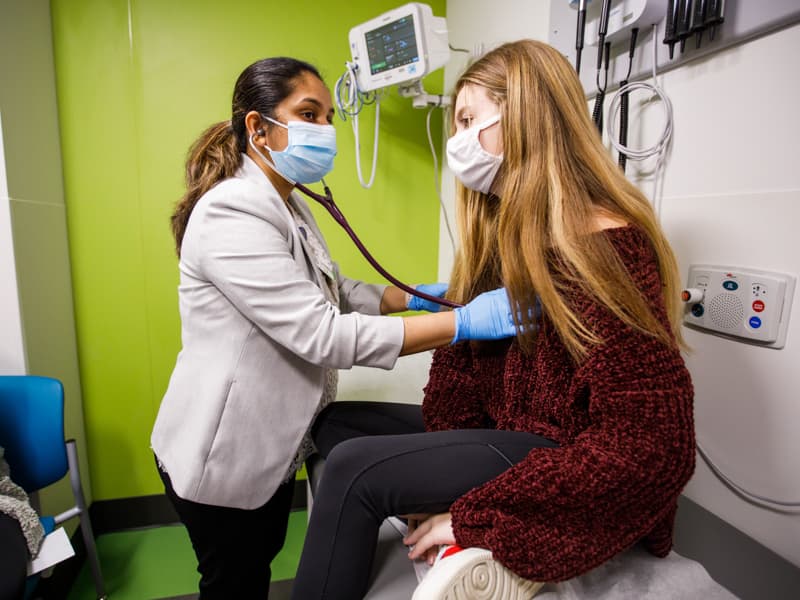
top-left (682, 265), bottom-right (796, 349)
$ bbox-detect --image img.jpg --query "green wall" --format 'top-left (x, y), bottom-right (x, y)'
top-left (51, 0), bottom-right (445, 500)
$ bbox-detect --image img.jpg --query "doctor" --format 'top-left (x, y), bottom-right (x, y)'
top-left (150, 56), bottom-right (519, 599)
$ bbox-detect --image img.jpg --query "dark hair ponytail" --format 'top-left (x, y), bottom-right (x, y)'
top-left (170, 57), bottom-right (323, 256)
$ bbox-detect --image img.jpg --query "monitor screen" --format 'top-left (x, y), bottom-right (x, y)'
top-left (365, 15), bottom-right (420, 75)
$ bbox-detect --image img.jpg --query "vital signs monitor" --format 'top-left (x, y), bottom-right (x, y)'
top-left (348, 2), bottom-right (449, 92)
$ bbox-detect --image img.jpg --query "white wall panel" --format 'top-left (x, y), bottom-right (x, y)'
top-left (0, 112), bottom-right (27, 375)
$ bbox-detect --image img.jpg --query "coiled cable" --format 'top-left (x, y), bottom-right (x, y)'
top-left (591, 42), bottom-right (611, 133)
top-left (607, 25), bottom-right (673, 163)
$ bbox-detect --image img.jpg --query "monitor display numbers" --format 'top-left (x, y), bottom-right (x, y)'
top-left (365, 16), bottom-right (419, 75)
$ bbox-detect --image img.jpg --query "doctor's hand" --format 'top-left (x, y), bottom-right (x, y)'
top-left (406, 283), bottom-right (449, 313)
top-left (403, 512), bottom-right (456, 563)
top-left (452, 287), bottom-right (518, 343)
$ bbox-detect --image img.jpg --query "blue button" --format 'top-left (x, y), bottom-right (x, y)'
top-left (723, 280), bottom-right (739, 291)
top-left (691, 304), bottom-right (704, 317)
top-left (749, 316), bottom-right (762, 329)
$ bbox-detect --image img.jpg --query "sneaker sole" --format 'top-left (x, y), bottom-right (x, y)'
top-left (412, 548), bottom-right (545, 600)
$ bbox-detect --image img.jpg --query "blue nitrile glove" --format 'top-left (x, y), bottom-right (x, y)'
top-left (452, 287), bottom-right (517, 343)
top-left (406, 283), bottom-right (449, 313)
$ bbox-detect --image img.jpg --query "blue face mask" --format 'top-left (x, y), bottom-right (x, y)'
top-left (256, 115), bottom-right (337, 184)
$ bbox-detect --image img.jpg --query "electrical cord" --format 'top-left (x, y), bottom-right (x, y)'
top-left (448, 43), bottom-right (469, 53)
top-left (697, 441), bottom-right (800, 513)
top-left (426, 106), bottom-right (456, 254)
top-left (351, 101), bottom-right (381, 189)
top-left (334, 62), bottom-right (382, 189)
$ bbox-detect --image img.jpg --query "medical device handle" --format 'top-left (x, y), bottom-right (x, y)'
top-left (575, 0), bottom-right (587, 74)
top-left (294, 182), bottom-right (463, 309)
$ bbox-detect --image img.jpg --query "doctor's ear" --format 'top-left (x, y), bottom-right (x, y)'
top-left (244, 110), bottom-right (267, 139)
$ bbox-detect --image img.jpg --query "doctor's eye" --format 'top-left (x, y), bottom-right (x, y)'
top-left (458, 116), bottom-right (473, 128)
top-left (300, 111), bottom-right (315, 120)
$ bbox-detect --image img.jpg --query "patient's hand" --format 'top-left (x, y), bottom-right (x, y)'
top-left (404, 513), bottom-right (438, 565)
top-left (402, 512), bottom-right (456, 562)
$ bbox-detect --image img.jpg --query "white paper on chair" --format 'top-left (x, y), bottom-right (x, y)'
top-left (27, 527), bottom-right (75, 576)
top-left (386, 516), bottom-right (432, 583)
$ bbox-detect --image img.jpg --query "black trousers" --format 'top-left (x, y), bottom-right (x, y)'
top-left (156, 457), bottom-right (295, 600)
top-left (0, 512), bottom-right (28, 600)
top-left (291, 402), bottom-right (557, 600)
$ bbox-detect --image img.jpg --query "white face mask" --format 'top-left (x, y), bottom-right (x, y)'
top-left (446, 114), bottom-right (503, 194)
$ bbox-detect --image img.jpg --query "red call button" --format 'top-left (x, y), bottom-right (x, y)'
top-left (752, 300), bottom-right (765, 313)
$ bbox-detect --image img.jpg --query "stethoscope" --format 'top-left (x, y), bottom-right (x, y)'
top-left (249, 130), bottom-right (461, 309)
top-left (294, 180), bottom-right (462, 309)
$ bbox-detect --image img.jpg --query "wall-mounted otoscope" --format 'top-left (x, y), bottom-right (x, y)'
top-left (617, 27), bottom-right (639, 172)
top-left (705, 0), bottom-right (725, 41)
top-left (587, 0), bottom-right (611, 132)
top-left (572, 0), bottom-right (589, 74)
top-left (668, 0), bottom-right (724, 55)
top-left (663, 0), bottom-right (682, 58)
top-left (691, 0), bottom-right (708, 48)
top-left (294, 181), bottom-right (462, 309)
top-left (676, 0), bottom-right (694, 53)
top-left (595, 0), bottom-right (613, 70)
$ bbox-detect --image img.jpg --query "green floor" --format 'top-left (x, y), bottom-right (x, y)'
top-left (66, 510), bottom-right (307, 600)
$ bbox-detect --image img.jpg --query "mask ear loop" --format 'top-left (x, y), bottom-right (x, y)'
top-left (248, 130), bottom-right (295, 185)
top-left (473, 114), bottom-right (503, 158)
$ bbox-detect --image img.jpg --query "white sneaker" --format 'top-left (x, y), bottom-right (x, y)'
top-left (411, 545), bottom-right (544, 600)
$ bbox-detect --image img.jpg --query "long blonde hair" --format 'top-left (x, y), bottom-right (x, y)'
top-left (448, 39), bottom-right (684, 360)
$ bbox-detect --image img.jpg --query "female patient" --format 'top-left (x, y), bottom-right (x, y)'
top-left (291, 39), bottom-right (695, 600)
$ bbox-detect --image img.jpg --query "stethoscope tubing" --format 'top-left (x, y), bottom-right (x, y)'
top-left (294, 181), bottom-right (463, 309)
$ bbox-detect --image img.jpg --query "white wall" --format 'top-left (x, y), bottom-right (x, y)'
top-left (444, 0), bottom-right (800, 569)
top-left (337, 351), bottom-right (433, 404)
top-left (652, 22), bottom-right (800, 568)
top-left (0, 111), bottom-right (27, 375)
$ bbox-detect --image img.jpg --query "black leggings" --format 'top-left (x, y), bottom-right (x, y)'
top-left (291, 402), bottom-right (557, 600)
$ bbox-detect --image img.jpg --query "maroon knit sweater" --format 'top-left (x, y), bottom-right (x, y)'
top-left (422, 226), bottom-right (695, 582)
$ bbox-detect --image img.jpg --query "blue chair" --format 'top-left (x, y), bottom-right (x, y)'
top-left (0, 375), bottom-right (106, 599)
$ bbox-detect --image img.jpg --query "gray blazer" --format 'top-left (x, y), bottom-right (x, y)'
top-left (151, 155), bottom-right (404, 509)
